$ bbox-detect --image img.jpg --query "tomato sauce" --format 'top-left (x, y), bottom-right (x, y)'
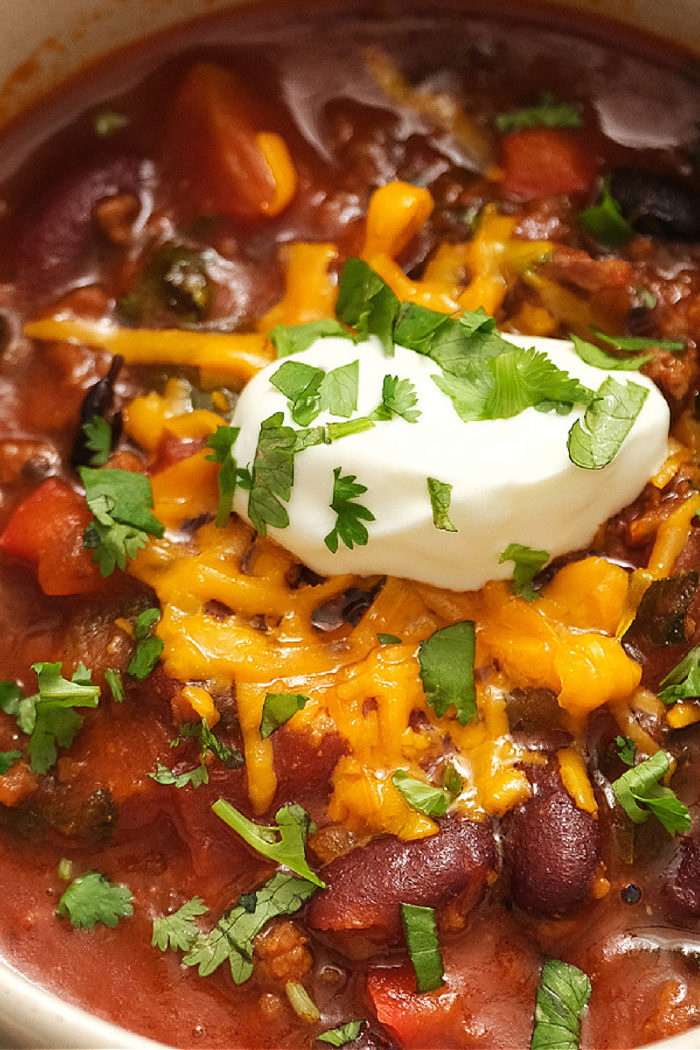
top-left (0, 2), bottom-right (698, 1048)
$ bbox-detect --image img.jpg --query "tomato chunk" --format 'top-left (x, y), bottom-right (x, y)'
top-left (501, 127), bottom-right (596, 199)
top-left (163, 62), bottom-right (297, 221)
top-left (1, 478), bottom-right (104, 595)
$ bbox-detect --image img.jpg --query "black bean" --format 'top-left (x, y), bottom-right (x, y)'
top-left (610, 168), bottom-right (700, 241)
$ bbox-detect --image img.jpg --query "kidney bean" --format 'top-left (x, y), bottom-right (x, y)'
top-left (307, 817), bottom-right (496, 958)
top-left (15, 154), bottom-right (153, 301)
top-left (666, 834), bottom-right (700, 919)
top-left (504, 784), bottom-right (599, 914)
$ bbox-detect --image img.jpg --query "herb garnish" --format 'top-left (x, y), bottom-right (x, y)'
top-left (499, 543), bottom-right (549, 601)
top-left (212, 799), bottom-right (325, 887)
top-left (567, 377), bottom-right (648, 470)
top-left (324, 468), bottom-right (375, 553)
top-left (153, 717), bottom-right (244, 788)
top-left (152, 896), bottom-right (208, 952)
top-left (16, 662), bottom-right (100, 774)
top-left (0, 751), bottom-right (22, 775)
top-left (82, 416), bottom-right (113, 466)
top-left (270, 319), bottom-right (354, 359)
top-left (377, 634), bottom-right (402, 645)
top-left (495, 93), bottom-right (583, 133)
top-left (611, 750), bottom-right (691, 835)
top-left (127, 607), bottom-right (164, 681)
top-left (427, 478), bottom-right (457, 533)
top-left (373, 375), bottom-right (421, 423)
top-left (578, 176), bottom-right (634, 245)
top-left (80, 466), bottom-right (164, 576)
top-left (530, 958), bottom-right (591, 1050)
top-left (247, 413), bottom-right (299, 536)
top-left (570, 334), bottom-right (653, 372)
top-left (392, 769), bottom-right (450, 817)
top-left (317, 1021), bottom-right (364, 1046)
top-left (659, 645), bottom-right (700, 705)
top-left (336, 257), bottom-right (401, 356)
top-left (418, 621), bottom-right (477, 726)
top-left (591, 327), bottom-right (686, 355)
top-left (206, 425), bottom-right (241, 527)
top-left (260, 693), bottom-right (310, 738)
top-left (400, 903), bottom-right (444, 993)
top-left (104, 668), bottom-right (125, 703)
top-left (57, 871), bottom-right (133, 930)
top-left (615, 736), bottom-right (636, 767)
top-left (183, 872), bottom-right (317, 984)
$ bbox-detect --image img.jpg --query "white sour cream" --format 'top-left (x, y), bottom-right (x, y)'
top-left (231, 334), bottom-right (669, 591)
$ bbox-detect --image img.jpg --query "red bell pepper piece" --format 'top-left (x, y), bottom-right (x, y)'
top-left (501, 127), bottom-right (596, 200)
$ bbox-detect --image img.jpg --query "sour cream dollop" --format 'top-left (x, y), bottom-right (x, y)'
top-left (231, 334), bottom-right (669, 591)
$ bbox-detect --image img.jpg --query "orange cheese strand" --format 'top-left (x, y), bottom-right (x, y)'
top-left (24, 317), bottom-right (273, 384)
top-left (260, 242), bottom-right (339, 330)
top-left (254, 131), bottom-right (298, 216)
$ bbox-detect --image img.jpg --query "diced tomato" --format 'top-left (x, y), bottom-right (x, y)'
top-left (367, 965), bottom-right (463, 1047)
top-left (0, 477), bottom-right (105, 596)
top-left (162, 62), bottom-right (297, 221)
top-left (501, 127), bottom-right (597, 200)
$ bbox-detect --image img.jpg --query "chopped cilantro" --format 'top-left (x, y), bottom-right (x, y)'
top-left (335, 257), bottom-right (401, 356)
top-left (319, 360), bottom-right (360, 419)
top-left (57, 871), bottom-right (133, 930)
top-left (442, 763), bottom-right (464, 798)
top-left (615, 735), bottom-right (636, 767)
top-left (324, 468), bottom-right (375, 554)
top-left (104, 668), bottom-right (125, 704)
top-left (206, 425), bottom-right (241, 527)
top-left (372, 375), bottom-right (421, 423)
top-left (611, 750), bottom-right (690, 835)
top-left (183, 872), bottom-right (317, 984)
top-left (579, 176), bottom-right (634, 246)
top-left (591, 327), bottom-right (686, 355)
top-left (270, 319), bottom-right (354, 359)
top-left (127, 609), bottom-right (164, 681)
top-left (16, 662), bottom-right (100, 775)
top-left (326, 417), bottom-right (375, 441)
top-left (150, 759), bottom-right (210, 790)
top-left (0, 681), bottom-right (21, 716)
top-left (271, 361), bottom-right (326, 426)
top-left (82, 416), bottom-right (113, 466)
top-left (247, 412), bottom-right (298, 536)
top-left (0, 750), bottom-right (22, 775)
top-left (418, 621), bottom-right (477, 726)
top-left (530, 958), bottom-right (591, 1050)
top-left (152, 896), bottom-right (207, 952)
top-left (175, 718), bottom-right (243, 770)
top-left (570, 334), bottom-right (652, 372)
top-left (80, 466), bottom-right (164, 576)
top-left (400, 903), bottom-right (444, 993)
top-left (134, 607), bottom-right (161, 638)
top-left (260, 693), bottom-right (309, 739)
top-left (392, 769), bottom-right (450, 817)
top-left (317, 1021), bottom-right (364, 1046)
top-left (659, 645), bottom-right (700, 705)
top-left (499, 543), bottom-right (549, 601)
top-left (93, 110), bottom-right (130, 138)
top-left (567, 377), bottom-right (648, 470)
top-left (427, 477), bottom-right (457, 533)
top-left (377, 633), bottom-right (402, 646)
top-left (212, 799), bottom-right (325, 887)
top-left (495, 93), bottom-right (583, 133)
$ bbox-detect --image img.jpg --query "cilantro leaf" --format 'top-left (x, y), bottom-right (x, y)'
top-left (615, 735), bottom-right (636, 767)
top-left (319, 360), bottom-right (360, 419)
top-left (659, 645), bottom-right (700, 705)
top-left (270, 361), bottom-right (326, 426)
top-left (150, 759), bottom-right (210, 790)
top-left (612, 750), bottom-right (691, 835)
top-left (324, 468), bottom-right (375, 553)
top-left (400, 903), bottom-right (444, 993)
top-left (591, 327), bottom-right (686, 355)
top-left (104, 668), bottom-right (124, 703)
top-left (392, 769), bottom-right (450, 817)
top-left (82, 416), bottom-right (113, 466)
top-left (418, 621), bottom-right (477, 726)
top-left (206, 425), bottom-right (241, 527)
top-left (495, 93), bottom-right (583, 133)
top-left (152, 897), bottom-right (208, 952)
top-left (579, 176), bottom-right (634, 246)
top-left (183, 872), bottom-right (317, 984)
top-left (247, 412), bottom-right (298, 536)
top-left (128, 610), bottom-right (164, 681)
top-left (270, 319), bottom-right (354, 359)
top-left (17, 662), bottom-right (100, 775)
top-left (499, 543), bottom-right (549, 601)
top-left (335, 258), bottom-right (401, 356)
top-left (175, 718), bottom-right (244, 770)
top-left (377, 633), bottom-right (402, 646)
top-left (80, 466), bottom-right (163, 576)
top-left (567, 377), bottom-right (648, 470)
top-left (134, 607), bottom-right (161, 638)
top-left (57, 871), bottom-right (133, 930)
top-left (260, 693), bottom-right (309, 739)
top-left (530, 958), bottom-right (591, 1050)
top-left (442, 764), bottom-right (464, 798)
top-left (372, 375), bottom-right (421, 423)
top-left (0, 681), bottom-right (21, 716)
top-left (570, 333), bottom-right (652, 372)
top-left (427, 477), bottom-right (457, 533)
top-left (212, 799), bottom-right (325, 887)
top-left (0, 750), bottom-right (22, 775)
top-left (317, 1021), bottom-right (364, 1046)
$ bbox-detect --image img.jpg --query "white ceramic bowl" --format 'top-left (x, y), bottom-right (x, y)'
top-left (0, 1), bottom-right (699, 1047)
